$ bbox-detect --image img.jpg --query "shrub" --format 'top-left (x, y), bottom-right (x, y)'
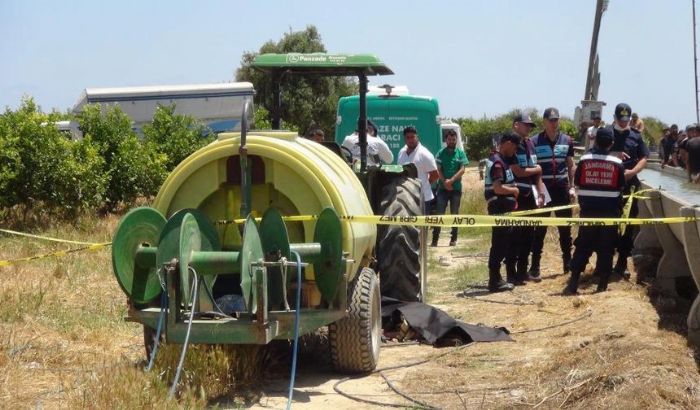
top-left (142, 104), bottom-right (213, 171)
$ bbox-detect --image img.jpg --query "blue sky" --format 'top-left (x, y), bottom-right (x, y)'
top-left (0, 0), bottom-right (697, 126)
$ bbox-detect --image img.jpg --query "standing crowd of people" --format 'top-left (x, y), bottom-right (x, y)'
top-left (659, 123), bottom-right (700, 182)
top-left (485, 103), bottom-right (648, 294)
top-left (308, 103), bottom-right (657, 295)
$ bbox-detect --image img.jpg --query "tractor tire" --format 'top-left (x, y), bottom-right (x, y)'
top-left (328, 267), bottom-right (381, 373)
top-left (376, 176), bottom-right (422, 302)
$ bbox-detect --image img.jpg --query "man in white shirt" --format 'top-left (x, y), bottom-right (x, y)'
top-left (341, 119), bottom-right (393, 166)
top-left (585, 114), bottom-right (603, 150)
top-left (397, 126), bottom-right (439, 202)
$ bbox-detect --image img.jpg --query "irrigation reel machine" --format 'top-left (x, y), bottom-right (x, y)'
top-left (110, 54), bottom-right (425, 375)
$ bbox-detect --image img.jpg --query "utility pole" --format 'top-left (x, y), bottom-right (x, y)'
top-left (584, 0), bottom-right (608, 101)
top-left (693, 0), bottom-right (699, 123)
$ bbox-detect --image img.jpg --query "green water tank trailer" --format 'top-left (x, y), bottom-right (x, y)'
top-left (112, 130), bottom-right (381, 373)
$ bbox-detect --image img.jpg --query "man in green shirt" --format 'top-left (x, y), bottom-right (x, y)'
top-left (431, 129), bottom-right (469, 246)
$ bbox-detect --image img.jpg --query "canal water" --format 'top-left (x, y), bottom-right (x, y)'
top-left (639, 167), bottom-right (700, 206)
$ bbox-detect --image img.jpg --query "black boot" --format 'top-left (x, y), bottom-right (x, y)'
top-left (614, 257), bottom-right (631, 280)
top-left (563, 271), bottom-right (581, 295)
top-left (509, 263), bottom-right (525, 286)
top-left (528, 254), bottom-right (541, 278)
top-left (596, 272), bottom-right (610, 293)
top-left (489, 268), bottom-right (515, 292)
top-left (562, 253), bottom-right (571, 274)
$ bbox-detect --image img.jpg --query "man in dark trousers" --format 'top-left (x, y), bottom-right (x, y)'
top-left (432, 129), bottom-right (469, 247)
top-left (686, 126), bottom-right (700, 183)
top-left (485, 133), bottom-right (520, 292)
top-left (506, 111), bottom-right (545, 284)
top-left (609, 103), bottom-right (649, 279)
top-left (530, 107), bottom-right (575, 278)
top-left (565, 127), bottom-right (628, 295)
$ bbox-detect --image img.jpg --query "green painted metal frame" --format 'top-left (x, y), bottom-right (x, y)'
top-left (121, 207), bottom-right (350, 345)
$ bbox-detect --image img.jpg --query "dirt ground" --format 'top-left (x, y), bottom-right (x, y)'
top-left (2, 168), bottom-right (700, 409)
top-left (251, 169), bottom-right (700, 409)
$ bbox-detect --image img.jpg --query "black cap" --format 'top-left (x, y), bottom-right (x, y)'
top-left (595, 126), bottom-right (614, 145)
top-left (614, 103), bottom-right (632, 121)
top-left (591, 112), bottom-right (602, 120)
top-left (367, 119), bottom-right (377, 133)
top-left (500, 132), bottom-right (521, 145)
top-left (513, 111), bottom-right (535, 125)
top-left (543, 107), bottom-right (560, 120)
top-left (356, 119), bottom-right (378, 133)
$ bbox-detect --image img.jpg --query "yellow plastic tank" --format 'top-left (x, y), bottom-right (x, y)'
top-left (153, 131), bottom-right (375, 279)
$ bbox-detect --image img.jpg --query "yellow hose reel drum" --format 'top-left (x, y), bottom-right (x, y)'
top-left (151, 131), bottom-right (376, 303)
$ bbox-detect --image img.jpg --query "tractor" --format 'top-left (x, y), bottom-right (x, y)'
top-left (111, 53), bottom-right (425, 374)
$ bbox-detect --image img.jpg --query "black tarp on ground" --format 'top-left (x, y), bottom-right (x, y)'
top-left (381, 297), bottom-right (512, 345)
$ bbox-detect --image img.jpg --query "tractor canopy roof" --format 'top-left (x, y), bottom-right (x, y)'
top-left (251, 53), bottom-right (393, 76)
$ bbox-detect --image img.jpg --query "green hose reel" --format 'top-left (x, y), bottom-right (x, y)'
top-left (111, 206), bottom-right (345, 311)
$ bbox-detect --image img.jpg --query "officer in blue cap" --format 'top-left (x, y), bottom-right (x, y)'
top-left (609, 103), bottom-right (649, 279)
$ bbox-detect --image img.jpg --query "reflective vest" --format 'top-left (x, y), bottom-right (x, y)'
top-left (507, 137), bottom-right (538, 196)
top-left (485, 151), bottom-right (516, 206)
top-left (532, 132), bottom-right (572, 189)
top-left (575, 150), bottom-right (626, 216)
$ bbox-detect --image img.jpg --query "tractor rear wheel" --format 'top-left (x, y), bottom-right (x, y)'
top-left (329, 267), bottom-right (381, 373)
top-left (376, 177), bottom-right (422, 302)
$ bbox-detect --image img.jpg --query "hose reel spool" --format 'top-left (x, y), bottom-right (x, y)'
top-left (112, 206), bottom-right (345, 312)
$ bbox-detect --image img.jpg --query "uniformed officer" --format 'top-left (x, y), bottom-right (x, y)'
top-left (485, 133), bottom-right (520, 292)
top-left (609, 103), bottom-right (649, 279)
top-left (564, 127), bottom-right (628, 295)
top-left (530, 107), bottom-right (575, 278)
top-left (506, 111), bottom-right (545, 284)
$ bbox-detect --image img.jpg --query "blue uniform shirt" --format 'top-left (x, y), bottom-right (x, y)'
top-left (505, 135), bottom-right (537, 197)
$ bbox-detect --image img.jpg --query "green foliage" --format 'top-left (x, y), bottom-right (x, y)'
top-left (456, 110), bottom-right (518, 160)
top-left (456, 109), bottom-right (580, 160)
top-left (142, 103), bottom-right (213, 171)
top-left (641, 116), bottom-right (667, 147)
top-left (253, 106), bottom-right (272, 129)
top-left (0, 98), bottom-right (107, 216)
top-left (235, 25), bottom-right (357, 135)
top-left (76, 104), bottom-right (167, 210)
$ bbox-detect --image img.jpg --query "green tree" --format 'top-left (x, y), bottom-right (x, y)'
top-left (76, 104), bottom-right (167, 210)
top-left (457, 109), bottom-right (582, 161)
top-left (0, 98), bottom-right (107, 217)
top-left (641, 116), bottom-right (667, 148)
top-left (142, 104), bottom-right (213, 171)
top-left (235, 25), bottom-right (357, 135)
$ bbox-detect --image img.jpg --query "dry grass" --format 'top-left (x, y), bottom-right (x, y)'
top-left (0, 213), bottom-right (274, 408)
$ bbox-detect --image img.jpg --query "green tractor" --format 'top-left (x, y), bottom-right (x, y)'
top-left (252, 53), bottom-right (427, 304)
top-left (111, 53), bottom-right (425, 376)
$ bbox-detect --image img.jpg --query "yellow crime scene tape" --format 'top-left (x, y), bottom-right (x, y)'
top-left (619, 186), bottom-right (637, 236)
top-left (0, 188), bottom-right (677, 267)
top-left (0, 229), bottom-right (112, 267)
top-left (507, 204), bottom-right (578, 216)
top-left (0, 242), bottom-right (111, 267)
top-left (218, 213), bottom-right (696, 228)
top-left (0, 228), bottom-right (104, 246)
